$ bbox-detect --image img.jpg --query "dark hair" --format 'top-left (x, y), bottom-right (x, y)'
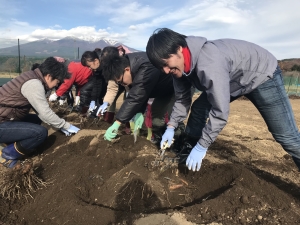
top-left (81, 50), bottom-right (100, 67)
top-left (31, 63), bottom-right (40, 70)
top-left (101, 56), bottom-right (130, 82)
top-left (100, 46), bottom-right (119, 59)
top-left (146, 28), bottom-right (187, 69)
top-left (94, 48), bottom-right (102, 57)
top-left (39, 57), bottom-right (70, 82)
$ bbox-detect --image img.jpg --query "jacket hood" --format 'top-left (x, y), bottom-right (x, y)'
top-left (185, 36), bottom-right (207, 75)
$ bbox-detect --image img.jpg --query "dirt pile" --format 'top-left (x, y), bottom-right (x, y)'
top-left (0, 100), bottom-right (300, 225)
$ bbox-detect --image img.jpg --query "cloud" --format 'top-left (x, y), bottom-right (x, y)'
top-left (122, 0), bottom-right (300, 59)
top-left (94, 0), bottom-right (160, 24)
top-left (129, 25), bottom-right (137, 30)
top-left (0, 0), bottom-right (300, 59)
top-left (21, 26), bottom-right (128, 42)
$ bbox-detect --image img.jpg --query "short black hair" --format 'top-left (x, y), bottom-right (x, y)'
top-left (39, 57), bottom-right (70, 82)
top-left (94, 48), bottom-right (102, 57)
top-left (146, 28), bottom-right (187, 69)
top-left (100, 46), bottom-right (119, 59)
top-left (81, 50), bottom-right (99, 67)
top-left (101, 56), bottom-right (130, 82)
top-left (31, 63), bottom-right (40, 70)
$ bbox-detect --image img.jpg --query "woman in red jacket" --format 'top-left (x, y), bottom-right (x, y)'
top-left (48, 57), bottom-right (93, 113)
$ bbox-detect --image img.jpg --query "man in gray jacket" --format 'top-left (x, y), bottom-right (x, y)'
top-left (146, 28), bottom-right (300, 172)
top-left (0, 57), bottom-right (80, 170)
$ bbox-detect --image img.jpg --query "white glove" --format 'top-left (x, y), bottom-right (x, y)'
top-left (61, 129), bottom-right (71, 136)
top-left (61, 125), bottom-right (80, 136)
top-left (75, 96), bottom-right (80, 106)
top-left (160, 127), bottom-right (174, 149)
top-left (49, 92), bottom-right (58, 102)
top-left (96, 102), bottom-right (109, 116)
top-left (59, 99), bottom-right (65, 105)
top-left (186, 143), bottom-right (207, 171)
top-left (88, 101), bottom-right (97, 112)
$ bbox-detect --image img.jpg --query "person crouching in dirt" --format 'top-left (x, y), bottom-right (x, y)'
top-left (100, 51), bottom-right (178, 142)
top-left (76, 48), bottom-right (108, 117)
top-left (146, 28), bottom-right (300, 172)
top-left (0, 57), bottom-right (80, 170)
top-left (81, 47), bottom-right (127, 123)
top-left (48, 56), bottom-right (95, 114)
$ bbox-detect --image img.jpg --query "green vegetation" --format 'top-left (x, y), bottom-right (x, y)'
top-left (291, 64), bottom-right (300, 71)
top-left (0, 56), bottom-right (47, 73)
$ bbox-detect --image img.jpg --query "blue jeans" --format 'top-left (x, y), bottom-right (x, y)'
top-left (0, 114), bottom-right (48, 154)
top-left (186, 67), bottom-right (300, 170)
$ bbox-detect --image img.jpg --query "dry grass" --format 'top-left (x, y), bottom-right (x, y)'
top-left (0, 73), bottom-right (18, 78)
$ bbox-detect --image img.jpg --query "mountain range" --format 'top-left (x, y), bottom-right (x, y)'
top-left (0, 36), bottom-right (139, 59)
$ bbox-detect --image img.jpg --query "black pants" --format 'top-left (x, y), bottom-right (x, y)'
top-left (80, 77), bottom-right (107, 107)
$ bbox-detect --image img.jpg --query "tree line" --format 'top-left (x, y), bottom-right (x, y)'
top-left (0, 56), bottom-right (47, 74)
top-left (1, 56), bottom-right (300, 74)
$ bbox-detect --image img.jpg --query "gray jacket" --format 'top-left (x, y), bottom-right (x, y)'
top-left (21, 79), bottom-right (70, 130)
top-left (169, 36), bottom-right (278, 148)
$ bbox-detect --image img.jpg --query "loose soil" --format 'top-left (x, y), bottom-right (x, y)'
top-left (1, 95), bottom-right (300, 225)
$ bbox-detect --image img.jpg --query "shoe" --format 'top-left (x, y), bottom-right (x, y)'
top-left (150, 133), bottom-right (162, 145)
top-left (176, 141), bottom-right (194, 164)
top-left (0, 143), bottom-right (24, 169)
top-left (150, 126), bottom-right (167, 145)
top-left (173, 134), bottom-right (199, 164)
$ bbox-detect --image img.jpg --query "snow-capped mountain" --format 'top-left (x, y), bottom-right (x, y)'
top-left (0, 37), bottom-right (139, 58)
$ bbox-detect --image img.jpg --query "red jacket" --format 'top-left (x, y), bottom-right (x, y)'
top-left (56, 61), bottom-right (92, 96)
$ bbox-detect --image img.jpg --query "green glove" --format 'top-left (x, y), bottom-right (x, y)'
top-left (104, 121), bottom-right (120, 141)
top-left (133, 113), bottom-right (144, 131)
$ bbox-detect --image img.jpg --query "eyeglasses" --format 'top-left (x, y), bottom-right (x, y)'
top-left (115, 74), bottom-right (124, 85)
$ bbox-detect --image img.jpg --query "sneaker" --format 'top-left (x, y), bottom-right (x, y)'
top-left (176, 141), bottom-right (194, 164)
top-left (150, 133), bottom-right (162, 145)
top-left (172, 134), bottom-right (199, 164)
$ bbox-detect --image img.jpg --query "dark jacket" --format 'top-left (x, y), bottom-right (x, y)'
top-left (90, 69), bottom-right (107, 102)
top-left (0, 69), bottom-right (48, 123)
top-left (116, 52), bottom-right (174, 123)
top-left (79, 68), bottom-right (107, 106)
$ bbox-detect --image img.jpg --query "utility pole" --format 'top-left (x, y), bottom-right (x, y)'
top-left (73, 39), bottom-right (76, 60)
top-left (18, 39), bottom-right (21, 75)
top-left (297, 73), bottom-right (300, 96)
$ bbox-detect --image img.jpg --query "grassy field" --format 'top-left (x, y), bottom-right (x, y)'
top-left (0, 72), bottom-right (19, 78)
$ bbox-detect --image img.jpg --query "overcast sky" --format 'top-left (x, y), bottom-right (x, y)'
top-left (0, 0), bottom-right (299, 59)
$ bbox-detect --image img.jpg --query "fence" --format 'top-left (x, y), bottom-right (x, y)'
top-left (283, 71), bottom-right (300, 96)
top-left (1, 36), bottom-right (299, 96)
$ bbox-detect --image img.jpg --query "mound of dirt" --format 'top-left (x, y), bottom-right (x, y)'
top-left (1, 100), bottom-right (300, 225)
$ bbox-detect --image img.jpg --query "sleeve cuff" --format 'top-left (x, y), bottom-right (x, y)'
top-left (62, 122), bottom-right (71, 130)
top-left (199, 139), bottom-right (211, 149)
top-left (167, 121), bottom-right (178, 129)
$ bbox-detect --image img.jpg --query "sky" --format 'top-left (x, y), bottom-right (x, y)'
top-left (0, 0), bottom-right (299, 59)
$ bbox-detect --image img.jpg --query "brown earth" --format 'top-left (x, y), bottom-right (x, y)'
top-left (278, 58), bottom-right (300, 72)
top-left (1, 95), bottom-right (300, 225)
